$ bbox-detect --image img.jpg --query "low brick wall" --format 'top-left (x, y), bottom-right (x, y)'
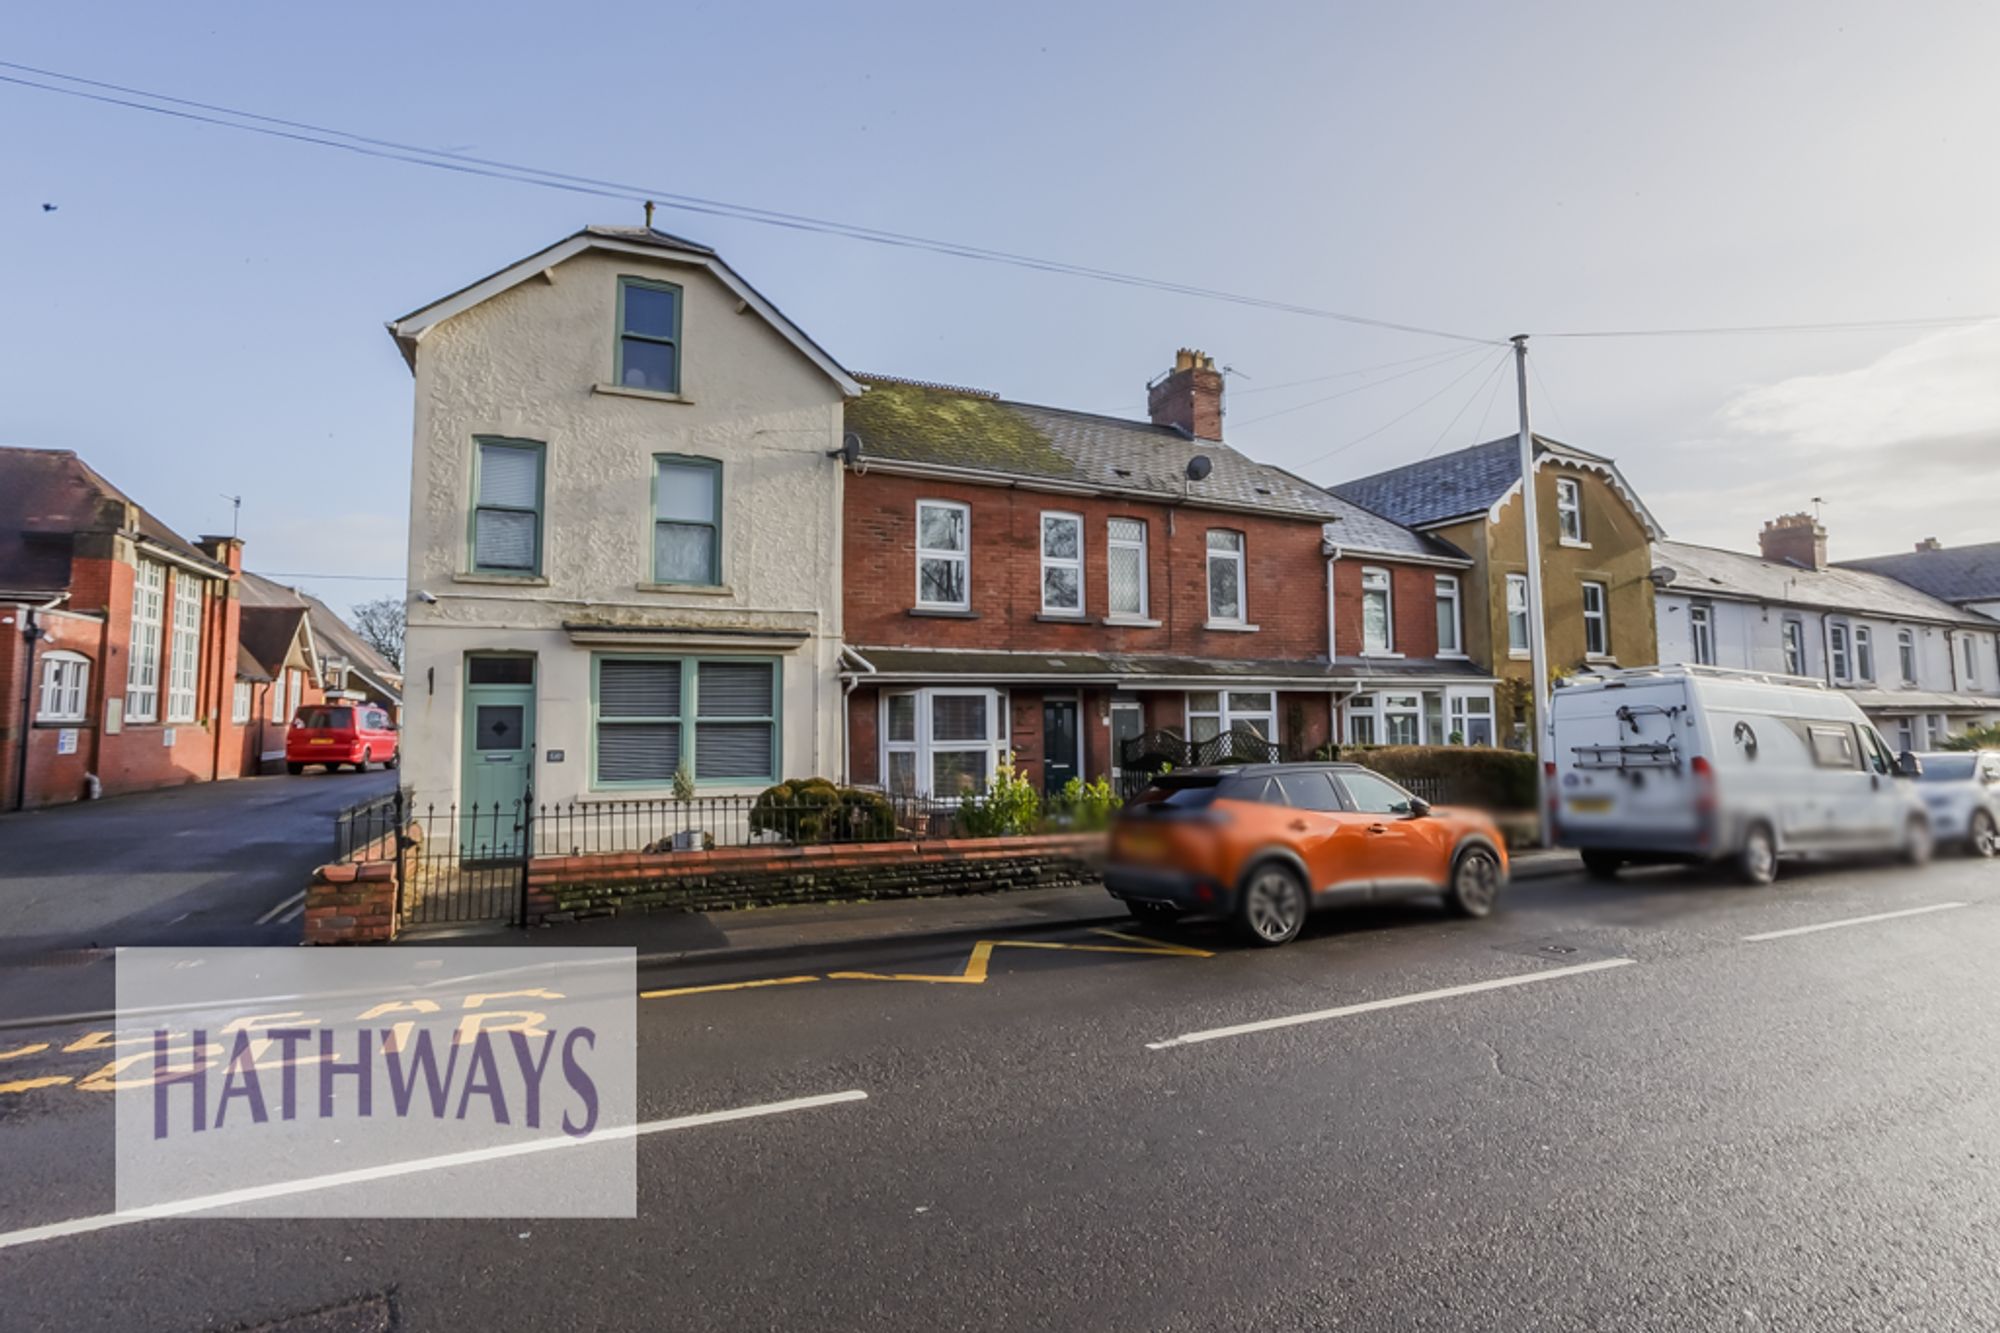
top-left (305, 860), bottom-right (399, 945)
top-left (527, 833), bottom-right (1105, 925)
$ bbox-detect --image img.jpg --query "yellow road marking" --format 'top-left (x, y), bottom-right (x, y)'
top-left (0, 1042), bottom-right (51, 1062)
top-left (641, 975), bottom-right (822, 1000)
top-left (0, 1076), bottom-right (73, 1095)
top-left (828, 931), bottom-right (1214, 985)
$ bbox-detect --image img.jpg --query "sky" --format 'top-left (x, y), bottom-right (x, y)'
top-left (4, 1), bottom-right (1997, 618)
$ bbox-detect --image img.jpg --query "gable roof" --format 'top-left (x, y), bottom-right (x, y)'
top-left (386, 225), bottom-right (861, 395)
top-left (0, 446), bottom-right (226, 598)
top-left (844, 376), bottom-right (1464, 564)
top-left (1653, 540), bottom-right (2000, 627)
top-left (240, 572), bottom-right (402, 700)
top-left (238, 604), bottom-right (313, 679)
top-left (1330, 434), bottom-right (1664, 538)
top-left (1835, 541), bottom-right (2000, 606)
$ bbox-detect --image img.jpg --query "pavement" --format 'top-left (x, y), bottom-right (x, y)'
top-left (2, 847), bottom-right (1998, 1329)
top-left (0, 768), bottom-right (396, 1021)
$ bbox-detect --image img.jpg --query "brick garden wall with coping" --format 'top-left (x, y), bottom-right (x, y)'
top-left (527, 833), bottom-right (1105, 925)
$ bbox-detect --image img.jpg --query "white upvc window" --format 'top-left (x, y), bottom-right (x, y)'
top-left (1106, 517), bottom-right (1148, 619)
top-left (1895, 717), bottom-right (1915, 753)
top-left (1853, 625), bottom-right (1874, 682)
top-left (232, 679), bottom-right (252, 723)
top-left (166, 574), bottom-right (204, 723)
top-left (915, 500), bottom-right (970, 610)
top-left (1446, 689), bottom-right (1496, 746)
top-left (1039, 511), bottom-right (1083, 616)
top-left (883, 687), bottom-right (1010, 799)
top-left (1581, 581), bottom-right (1610, 658)
top-left (1185, 690), bottom-right (1276, 757)
top-left (1554, 476), bottom-right (1584, 543)
top-left (1206, 530), bottom-right (1245, 625)
top-left (1380, 692), bottom-right (1422, 745)
top-left (1783, 619), bottom-right (1807, 675)
top-left (1964, 633), bottom-right (1981, 686)
top-left (270, 670), bottom-right (289, 723)
top-left (1361, 567), bottom-right (1393, 655)
top-left (1898, 629), bottom-right (1917, 685)
top-left (1505, 574), bottom-right (1530, 655)
top-left (1829, 621), bottom-right (1852, 682)
top-left (126, 558), bottom-right (166, 723)
top-left (1688, 604), bottom-right (1715, 666)
top-left (1434, 574), bottom-right (1462, 656)
top-left (38, 651), bottom-right (89, 722)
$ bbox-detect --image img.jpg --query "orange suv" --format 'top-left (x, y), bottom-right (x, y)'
top-left (1105, 763), bottom-right (1508, 946)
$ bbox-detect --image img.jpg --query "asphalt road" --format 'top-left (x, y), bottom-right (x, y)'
top-left (0, 769), bottom-right (396, 1019)
top-left (2, 852), bottom-right (1998, 1330)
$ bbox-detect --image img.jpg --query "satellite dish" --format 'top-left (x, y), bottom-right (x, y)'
top-left (828, 432), bottom-right (864, 466)
top-left (1185, 455), bottom-right (1214, 483)
top-left (1649, 565), bottom-right (1677, 587)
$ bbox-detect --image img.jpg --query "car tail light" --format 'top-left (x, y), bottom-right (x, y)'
top-left (1544, 761), bottom-right (1560, 839)
top-left (1691, 754), bottom-right (1717, 846)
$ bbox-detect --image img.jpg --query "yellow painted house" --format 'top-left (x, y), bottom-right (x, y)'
top-left (1333, 435), bottom-right (1665, 744)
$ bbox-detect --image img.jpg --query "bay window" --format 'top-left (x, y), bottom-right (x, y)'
top-left (1186, 690), bottom-right (1276, 759)
top-left (1361, 567), bottom-right (1393, 654)
top-left (916, 500), bottom-right (970, 610)
top-left (882, 688), bottom-right (1010, 798)
top-left (1447, 691), bottom-right (1495, 746)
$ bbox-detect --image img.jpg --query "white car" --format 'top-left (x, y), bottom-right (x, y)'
top-left (1549, 665), bottom-right (1932, 884)
top-left (1913, 751), bottom-right (2000, 857)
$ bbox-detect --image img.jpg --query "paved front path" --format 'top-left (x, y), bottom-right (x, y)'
top-left (0, 768), bottom-right (394, 1019)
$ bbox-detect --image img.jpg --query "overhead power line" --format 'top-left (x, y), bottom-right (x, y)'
top-left (0, 61), bottom-right (1499, 347)
top-left (1230, 346), bottom-right (1489, 429)
top-left (1296, 347), bottom-right (1514, 475)
top-left (1545, 314), bottom-right (1998, 339)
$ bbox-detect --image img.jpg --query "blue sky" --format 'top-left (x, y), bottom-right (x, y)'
top-left (4, 1), bottom-right (1997, 616)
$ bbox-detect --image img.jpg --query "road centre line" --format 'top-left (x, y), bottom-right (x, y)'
top-left (1741, 901), bottom-right (1967, 942)
top-left (1146, 957), bottom-right (1637, 1050)
top-left (255, 891), bottom-right (307, 925)
top-left (0, 1089), bottom-right (869, 1253)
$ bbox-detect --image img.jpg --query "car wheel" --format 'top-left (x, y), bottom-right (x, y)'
top-left (1734, 823), bottom-right (1778, 886)
top-left (286, 762), bottom-right (303, 776)
top-left (1445, 845), bottom-right (1502, 918)
top-left (386, 750), bottom-right (401, 771)
top-left (1128, 901), bottom-right (1184, 926)
top-left (1970, 810), bottom-right (1998, 859)
top-left (1234, 863), bottom-right (1307, 947)
top-left (357, 747), bottom-right (372, 773)
top-left (1581, 849), bottom-right (1623, 880)
top-left (1901, 815), bottom-right (1934, 867)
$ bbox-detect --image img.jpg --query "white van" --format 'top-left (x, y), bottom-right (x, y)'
top-left (1548, 665), bottom-right (1932, 884)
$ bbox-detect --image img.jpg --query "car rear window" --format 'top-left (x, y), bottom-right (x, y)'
top-left (299, 707), bottom-right (354, 730)
top-left (1917, 755), bottom-right (1976, 782)
top-left (1132, 774), bottom-right (1226, 809)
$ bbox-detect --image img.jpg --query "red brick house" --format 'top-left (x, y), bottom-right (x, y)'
top-left (838, 351), bottom-right (1494, 798)
top-left (0, 447), bottom-right (248, 810)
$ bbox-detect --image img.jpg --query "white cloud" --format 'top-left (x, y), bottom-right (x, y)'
top-left (1719, 322), bottom-right (2000, 452)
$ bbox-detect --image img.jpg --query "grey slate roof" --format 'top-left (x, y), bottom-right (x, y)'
top-left (1329, 434), bottom-right (1664, 540)
top-left (846, 376), bottom-right (1458, 562)
top-left (1836, 542), bottom-right (2000, 606)
top-left (1653, 540), bottom-right (2000, 627)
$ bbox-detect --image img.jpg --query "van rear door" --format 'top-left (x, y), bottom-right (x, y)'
top-left (1551, 681), bottom-right (1700, 847)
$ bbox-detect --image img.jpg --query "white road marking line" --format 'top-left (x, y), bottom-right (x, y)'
top-left (1741, 901), bottom-right (1968, 943)
top-left (0, 1089), bottom-right (867, 1252)
top-left (255, 892), bottom-right (306, 925)
top-left (1146, 958), bottom-right (1637, 1050)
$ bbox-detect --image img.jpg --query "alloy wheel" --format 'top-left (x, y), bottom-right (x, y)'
top-left (1244, 870), bottom-right (1304, 943)
top-left (1974, 811), bottom-right (1999, 859)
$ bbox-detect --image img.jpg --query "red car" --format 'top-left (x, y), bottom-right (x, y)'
top-left (286, 704), bottom-right (400, 774)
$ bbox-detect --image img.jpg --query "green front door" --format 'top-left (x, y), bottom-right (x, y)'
top-left (461, 655), bottom-right (536, 857)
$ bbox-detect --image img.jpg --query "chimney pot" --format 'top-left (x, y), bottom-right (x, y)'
top-left (1148, 347), bottom-right (1225, 441)
top-left (1916, 537), bottom-right (1942, 552)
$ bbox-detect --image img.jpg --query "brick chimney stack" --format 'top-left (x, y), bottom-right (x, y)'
top-left (196, 535), bottom-right (245, 575)
top-left (1916, 537), bottom-right (1942, 552)
top-left (1759, 513), bottom-right (1828, 571)
top-left (1147, 348), bottom-right (1225, 441)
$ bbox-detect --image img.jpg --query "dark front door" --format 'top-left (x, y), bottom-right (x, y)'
top-left (1042, 698), bottom-right (1080, 793)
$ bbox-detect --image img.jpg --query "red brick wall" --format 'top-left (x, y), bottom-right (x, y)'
top-left (847, 687), bottom-right (881, 786)
top-left (1331, 558), bottom-right (1450, 659)
top-left (844, 472), bottom-right (1333, 661)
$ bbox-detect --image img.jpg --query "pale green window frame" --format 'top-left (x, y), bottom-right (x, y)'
top-left (652, 454), bottom-right (723, 586)
top-left (468, 437), bottom-right (546, 576)
top-left (615, 276), bottom-right (683, 394)
top-left (589, 654), bottom-right (782, 789)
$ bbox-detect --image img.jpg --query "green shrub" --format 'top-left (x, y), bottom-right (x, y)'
top-left (1941, 723), bottom-right (2000, 752)
top-left (750, 778), bottom-right (899, 844)
top-left (956, 753), bottom-right (1041, 837)
top-left (1349, 745), bottom-right (1537, 810)
top-left (1050, 775), bottom-right (1122, 831)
